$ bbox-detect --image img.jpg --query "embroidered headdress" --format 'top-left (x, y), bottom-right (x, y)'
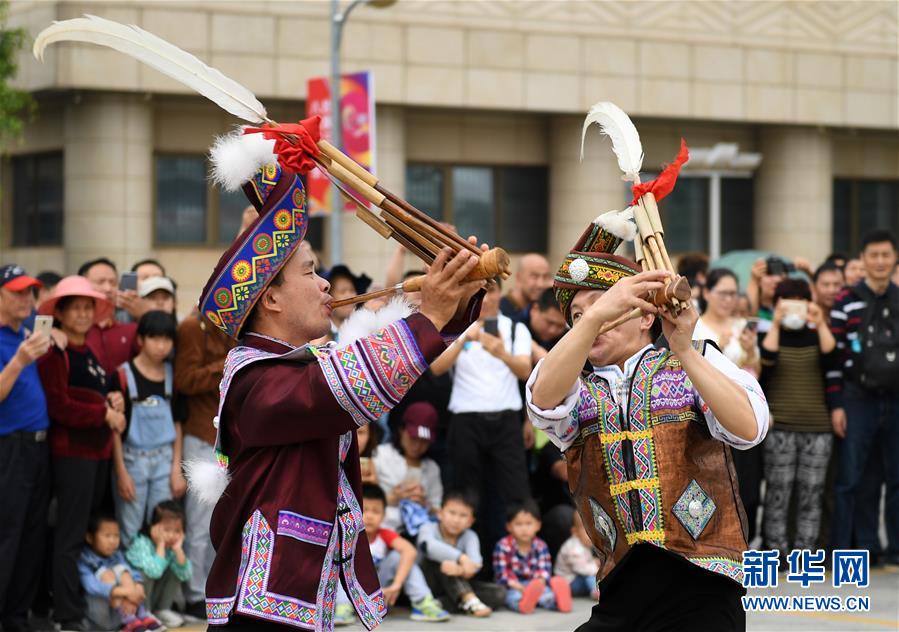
top-left (198, 118), bottom-right (321, 339)
top-left (554, 209), bottom-right (640, 325)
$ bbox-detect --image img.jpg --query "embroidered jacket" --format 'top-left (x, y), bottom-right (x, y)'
top-left (526, 342), bottom-right (769, 586)
top-left (205, 314), bottom-right (449, 631)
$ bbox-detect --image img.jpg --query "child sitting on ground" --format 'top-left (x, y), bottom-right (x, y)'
top-left (417, 490), bottom-right (506, 617)
top-left (335, 484), bottom-right (450, 625)
top-left (492, 499), bottom-right (572, 614)
top-left (78, 513), bottom-right (164, 632)
top-left (554, 510), bottom-right (601, 600)
top-left (126, 500), bottom-right (193, 628)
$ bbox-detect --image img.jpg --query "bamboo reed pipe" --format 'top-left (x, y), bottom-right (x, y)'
top-left (331, 247), bottom-right (511, 308)
top-left (318, 139), bottom-right (481, 256)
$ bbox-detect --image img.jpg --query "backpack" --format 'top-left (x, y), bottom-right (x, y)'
top-left (855, 284), bottom-right (899, 392)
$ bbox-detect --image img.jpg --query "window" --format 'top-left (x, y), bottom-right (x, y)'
top-left (155, 156), bottom-right (323, 249)
top-left (833, 179), bottom-right (899, 255)
top-left (155, 156), bottom-right (207, 245)
top-left (11, 152), bottom-right (63, 246)
top-left (405, 163), bottom-right (548, 252)
top-left (639, 174), bottom-right (755, 258)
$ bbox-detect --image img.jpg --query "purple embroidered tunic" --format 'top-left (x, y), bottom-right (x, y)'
top-left (205, 314), bottom-right (447, 630)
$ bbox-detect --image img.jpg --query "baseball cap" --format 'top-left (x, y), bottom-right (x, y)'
top-left (0, 264), bottom-right (42, 292)
top-left (402, 401), bottom-right (438, 442)
top-left (139, 276), bottom-right (175, 298)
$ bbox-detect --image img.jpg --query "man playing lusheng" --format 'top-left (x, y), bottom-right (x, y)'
top-left (194, 126), bottom-right (485, 631)
top-left (526, 214), bottom-right (769, 631)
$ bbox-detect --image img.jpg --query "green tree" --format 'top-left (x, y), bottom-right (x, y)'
top-left (0, 0), bottom-right (35, 141)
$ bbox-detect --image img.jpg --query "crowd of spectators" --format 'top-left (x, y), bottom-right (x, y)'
top-left (2, 216), bottom-right (898, 631)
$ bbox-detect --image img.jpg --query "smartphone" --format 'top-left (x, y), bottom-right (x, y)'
top-left (780, 298), bottom-right (808, 319)
top-left (766, 256), bottom-right (786, 277)
top-left (483, 318), bottom-right (499, 337)
top-left (119, 272), bottom-right (138, 292)
top-left (33, 315), bottom-right (53, 338)
top-left (744, 318), bottom-right (759, 333)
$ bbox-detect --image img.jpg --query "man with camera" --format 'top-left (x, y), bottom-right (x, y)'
top-left (0, 264), bottom-right (52, 632)
top-left (431, 279), bottom-right (533, 562)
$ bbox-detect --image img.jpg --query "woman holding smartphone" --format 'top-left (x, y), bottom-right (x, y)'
top-left (694, 268), bottom-right (760, 375)
top-left (36, 276), bottom-right (127, 631)
top-left (760, 278), bottom-right (836, 564)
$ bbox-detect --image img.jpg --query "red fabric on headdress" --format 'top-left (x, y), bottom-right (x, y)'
top-left (243, 116), bottom-right (322, 174)
top-left (630, 138), bottom-right (689, 206)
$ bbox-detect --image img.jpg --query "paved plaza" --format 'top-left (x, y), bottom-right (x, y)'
top-left (180, 567), bottom-right (897, 632)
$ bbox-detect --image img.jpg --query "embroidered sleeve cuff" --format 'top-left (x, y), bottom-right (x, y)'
top-left (525, 359), bottom-right (582, 450)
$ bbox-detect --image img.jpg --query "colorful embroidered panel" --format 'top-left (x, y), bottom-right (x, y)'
top-left (336, 468), bottom-right (387, 629)
top-left (277, 511), bottom-right (332, 547)
top-left (688, 556), bottom-right (743, 584)
top-left (235, 512), bottom-right (318, 628)
top-left (200, 169), bottom-right (308, 339)
top-left (320, 319), bottom-right (427, 427)
top-left (672, 479), bottom-right (717, 540)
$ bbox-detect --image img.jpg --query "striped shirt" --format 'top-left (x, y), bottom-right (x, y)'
top-left (760, 327), bottom-right (835, 433)
top-left (827, 281), bottom-right (898, 409)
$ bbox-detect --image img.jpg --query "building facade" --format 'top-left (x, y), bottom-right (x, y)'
top-left (2, 0), bottom-right (897, 315)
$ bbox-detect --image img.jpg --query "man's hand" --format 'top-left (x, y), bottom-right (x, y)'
top-left (583, 270), bottom-right (669, 326)
top-left (419, 248), bottom-right (484, 331)
top-left (478, 331), bottom-right (505, 358)
top-left (118, 290), bottom-right (145, 319)
top-left (105, 407), bottom-right (126, 434)
top-left (660, 304), bottom-right (700, 355)
top-left (117, 470), bottom-right (136, 503)
top-left (831, 408), bottom-right (847, 438)
top-left (441, 560), bottom-right (463, 576)
top-left (383, 583), bottom-right (402, 606)
top-left (14, 332), bottom-right (50, 367)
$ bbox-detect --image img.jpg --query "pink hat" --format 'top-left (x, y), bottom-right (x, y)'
top-left (38, 275), bottom-right (114, 324)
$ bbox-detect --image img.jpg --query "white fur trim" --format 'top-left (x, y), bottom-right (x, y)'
top-left (184, 458), bottom-right (230, 506)
top-left (337, 296), bottom-right (415, 347)
top-left (595, 208), bottom-right (637, 241)
top-left (209, 127), bottom-right (278, 191)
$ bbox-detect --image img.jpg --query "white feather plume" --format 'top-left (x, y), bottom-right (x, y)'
top-left (337, 296), bottom-right (415, 347)
top-left (595, 208), bottom-right (637, 241)
top-left (210, 128), bottom-right (278, 191)
top-left (183, 458), bottom-right (230, 506)
top-left (33, 14), bottom-right (268, 124)
top-left (581, 102), bottom-right (644, 182)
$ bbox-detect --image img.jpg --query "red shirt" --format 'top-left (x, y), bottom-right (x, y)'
top-left (86, 320), bottom-right (139, 376)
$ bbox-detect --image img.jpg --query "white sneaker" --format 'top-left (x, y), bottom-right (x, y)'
top-left (154, 610), bottom-right (184, 628)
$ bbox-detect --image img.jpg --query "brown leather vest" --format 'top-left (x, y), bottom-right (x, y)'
top-left (564, 344), bottom-right (748, 585)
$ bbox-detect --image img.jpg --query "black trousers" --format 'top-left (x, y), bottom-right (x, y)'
top-left (576, 545), bottom-right (746, 632)
top-left (420, 559), bottom-right (506, 611)
top-left (448, 410), bottom-right (529, 566)
top-left (0, 433), bottom-right (50, 631)
top-left (52, 456), bottom-right (110, 623)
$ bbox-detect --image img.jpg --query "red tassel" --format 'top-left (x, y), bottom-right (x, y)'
top-left (243, 116), bottom-right (322, 174)
top-left (630, 138), bottom-right (689, 206)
